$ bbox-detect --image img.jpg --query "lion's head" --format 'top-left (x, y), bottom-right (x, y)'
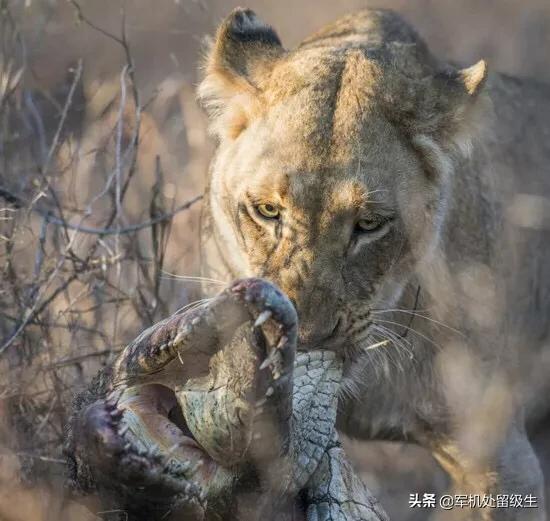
top-left (199, 8), bottom-right (488, 366)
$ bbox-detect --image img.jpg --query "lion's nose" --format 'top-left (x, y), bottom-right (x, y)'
top-left (298, 314), bottom-right (345, 348)
top-left (329, 315), bottom-right (344, 337)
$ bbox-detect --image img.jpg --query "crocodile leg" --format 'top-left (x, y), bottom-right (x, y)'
top-left (109, 278), bottom-right (295, 390)
top-left (178, 337), bottom-right (388, 521)
top-left (251, 350), bottom-right (387, 521)
top-left (67, 388), bottom-right (208, 520)
top-left (305, 434), bottom-right (388, 521)
top-left (66, 278), bottom-right (298, 520)
top-left (176, 277), bottom-right (297, 467)
top-left (66, 278), bottom-right (387, 521)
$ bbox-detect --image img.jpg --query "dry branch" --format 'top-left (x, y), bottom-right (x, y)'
top-left (0, 2), bottom-right (207, 501)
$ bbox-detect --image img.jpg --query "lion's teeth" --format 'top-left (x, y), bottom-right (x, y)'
top-left (254, 310), bottom-right (272, 327)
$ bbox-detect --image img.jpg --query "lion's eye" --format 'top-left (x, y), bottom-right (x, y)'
top-left (256, 203), bottom-right (280, 219)
top-left (355, 217), bottom-right (385, 233)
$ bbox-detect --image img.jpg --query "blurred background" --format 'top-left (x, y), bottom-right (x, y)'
top-left (1, 1), bottom-right (549, 520)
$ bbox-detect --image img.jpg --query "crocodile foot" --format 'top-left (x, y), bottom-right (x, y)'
top-left (68, 388), bottom-right (206, 520)
top-left (66, 278), bottom-right (298, 520)
top-left (65, 278), bottom-right (387, 521)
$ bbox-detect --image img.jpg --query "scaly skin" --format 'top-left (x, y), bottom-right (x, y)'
top-left (65, 278), bottom-right (386, 521)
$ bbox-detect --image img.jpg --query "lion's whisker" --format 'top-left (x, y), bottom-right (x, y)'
top-left (351, 324), bottom-right (414, 376)
top-left (372, 318), bottom-right (444, 351)
top-left (161, 271), bottom-right (226, 286)
top-left (369, 326), bottom-right (407, 373)
top-left (369, 324), bottom-right (415, 362)
top-left (175, 297), bottom-right (213, 315)
top-left (371, 309), bottom-right (464, 336)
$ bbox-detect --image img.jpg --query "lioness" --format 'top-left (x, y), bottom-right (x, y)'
top-left (198, 7), bottom-right (550, 520)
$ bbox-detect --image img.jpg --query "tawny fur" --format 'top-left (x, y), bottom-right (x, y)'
top-left (199, 8), bottom-right (550, 520)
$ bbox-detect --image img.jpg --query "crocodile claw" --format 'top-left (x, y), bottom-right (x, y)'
top-left (254, 309), bottom-right (273, 327)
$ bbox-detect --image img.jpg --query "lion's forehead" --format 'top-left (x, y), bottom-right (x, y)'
top-left (239, 104), bottom-right (415, 200)
top-left (218, 44), bottom-right (426, 228)
top-left (236, 123), bottom-right (405, 215)
top-left (262, 51), bottom-right (388, 161)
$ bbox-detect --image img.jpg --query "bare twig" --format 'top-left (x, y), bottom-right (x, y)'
top-left (0, 187), bottom-right (202, 235)
top-left (0, 0), bottom-right (207, 492)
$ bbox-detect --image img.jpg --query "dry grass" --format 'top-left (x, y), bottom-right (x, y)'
top-left (0, 3), bottom-right (210, 518)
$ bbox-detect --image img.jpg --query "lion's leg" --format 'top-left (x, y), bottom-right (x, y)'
top-left (492, 428), bottom-right (545, 520)
top-left (337, 366), bottom-right (546, 521)
top-left (430, 423), bottom-right (545, 521)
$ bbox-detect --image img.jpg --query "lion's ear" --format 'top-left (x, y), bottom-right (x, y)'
top-left (446, 60), bottom-right (489, 154)
top-left (459, 60), bottom-right (488, 97)
top-left (198, 8), bottom-right (284, 140)
top-left (406, 60), bottom-right (488, 179)
top-left (429, 59), bottom-right (489, 156)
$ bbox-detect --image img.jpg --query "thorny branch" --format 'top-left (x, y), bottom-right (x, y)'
top-left (0, 0), bottom-right (207, 487)
top-left (0, 187), bottom-right (202, 236)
